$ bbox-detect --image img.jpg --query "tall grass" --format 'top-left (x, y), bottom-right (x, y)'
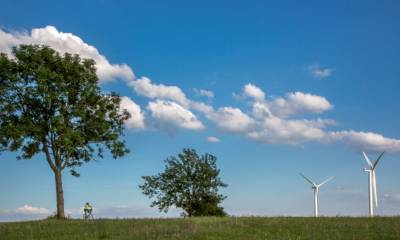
top-left (1, 217), bottom-right (399, 239)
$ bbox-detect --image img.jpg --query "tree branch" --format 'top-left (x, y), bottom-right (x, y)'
top-left (61, 158), bottom-right (68, 170)
top-left (43, 142), bottom-right (57, 173)
top-left (49, 132), bottom-right (63, 171)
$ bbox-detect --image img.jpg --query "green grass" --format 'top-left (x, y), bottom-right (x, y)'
top-left (1, 217), bottom-right (400, 240)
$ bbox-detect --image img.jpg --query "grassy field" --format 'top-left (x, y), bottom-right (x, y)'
top-left (1, 217), bottom-right (400, 240)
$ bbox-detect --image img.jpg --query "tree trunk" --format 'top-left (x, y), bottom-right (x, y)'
top-left (54, 170), bottom-right (65, 219)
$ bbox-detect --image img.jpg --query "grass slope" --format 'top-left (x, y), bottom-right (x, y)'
top-left (1, 217), bottom-right (400, 240)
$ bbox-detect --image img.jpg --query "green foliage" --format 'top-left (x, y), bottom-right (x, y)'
top-left (1, 217), bottom-right (400, 240)
top-left (140, 148), bottom-right (227, 217)
top-left (191, 195), bottom-right (227, 217)
top-left (0, 44), bottom-right (129, 174)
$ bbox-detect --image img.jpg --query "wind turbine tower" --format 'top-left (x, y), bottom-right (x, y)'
top-left (362, 152), bottom-right (384, 217)
top-left (300, 173), bottom-right (334, 217)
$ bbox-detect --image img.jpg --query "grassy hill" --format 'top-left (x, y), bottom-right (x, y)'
top-left (1, 217), bottom-right (400, 239)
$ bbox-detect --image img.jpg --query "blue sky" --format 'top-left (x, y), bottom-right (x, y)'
top-left (1, 0), bottom-right (400, 220)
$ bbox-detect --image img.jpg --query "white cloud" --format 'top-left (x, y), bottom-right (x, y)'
top-left (190, 101), bottom-right (214, 114)
top-left (308, 64), bottom-right (333, 78)
top-left (16, 205), bottom-right (51, 215)
top-left (233, 83), bottom-right (266, 102)
top-left (236, 84), bottom-right (332, 118)
top-left (0, 26), bottom-right (134, 82)
top-left (207, 136), bottom-right (221, 143)
top-left (147, 100), bottom-right (205, 131)
top-left (192, 101), bottom-right (258, 135)
top-left (120, 96), bottom-right (145, 130)
top-left (127, 78), bottom-right (260, 134)
top-left (247, 117), bottom-right (329, 145)
top-left (243, 83), bottom-right (265, 101)
top-left (193, 88), bottom-right (214, 98)
top-left (329, 131), bottom-right (400, 152)
top-left (0, 205), bottom-right (52, 222)
top-left (251, 102), bottom-right (272, 119)
top-left (129, 77), bottom-right (190, 107)
top-left (228, 83), bottom-right (400, 151)
top-left (270, 92), bottom-right (333, 118)
top-left (207, 107), bottom-right (255, 133)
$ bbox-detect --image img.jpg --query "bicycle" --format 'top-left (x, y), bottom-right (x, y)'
top-left (83, 210), bottom-right (94, 220)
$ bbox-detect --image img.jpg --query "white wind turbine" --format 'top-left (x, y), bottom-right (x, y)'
top-left (300, 173), bottom-right (334, 217)
top-left (362, 151), bottom-right (384, 217)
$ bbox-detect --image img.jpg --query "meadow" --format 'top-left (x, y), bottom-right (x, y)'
top-left (1, 216), bottom-right (400, 240)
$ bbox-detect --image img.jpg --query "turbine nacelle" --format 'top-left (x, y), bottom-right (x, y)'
top-left (363, 151), bottom-right (384, 170)
top-left (300, 173), bottom-right (334, 188)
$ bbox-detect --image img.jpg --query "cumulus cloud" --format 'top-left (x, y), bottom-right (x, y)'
top-left (207, 136), bottom-right (221, 143)
top-left (0, 26), bottom-right (134, 82)
top-left (233, 83), bottom-right (266, 102)
top-left (243, 83), bottom-right (266, 101)
top-left (229, 83), bottom-right (400, 152)
top-left (207, 107), bottom-right (255, 133)
top-left (251, 101), bottom-right (273, 119)
top-left (192, 101), bottom-right (257, 134)
top-left (270, 92), bottom-right (333, 118)
top-left (147, 100), bottom-right (205, 132)
top-left (308, 64), bottom-right (333, 79)
top-left (120, 96), bottom-right (145, 130)
top-left (0, 205), bottom-right (52, 222)
top-left (193, 88), bottom-right (214, 98)
top-left (16, 205), bottom-right (51, 215)
top-left (133, 80), bottom-right (399, 152)
top-left (237, 85), bottom-right (333, 118)
top-left (329, 131), bottom-right (400, 152)
top-left (190, 101), bottom-right (214, 115)
top-left (127, 77), bottom-right (260, 134)
top-left (247, 117), bottom-right (329, 145)
top-left (129, 77), bottom-right (190, 107)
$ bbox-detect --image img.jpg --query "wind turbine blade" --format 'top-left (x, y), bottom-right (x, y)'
top-left (318, 176), bottom-right (334, 187)
top-left (373, 152), bottom-right (385, 169)
top-left (363, 152), bottom-right (373, 168)
top-left (300, 173), bottom-right (316, 186)
top-left (372, 171), bottom-right (378, 207)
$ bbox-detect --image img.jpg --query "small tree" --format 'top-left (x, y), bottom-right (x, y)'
top-left (0, 45), bottom-right (130, 219)
top-left (140, 148), bottom-right (227, 217)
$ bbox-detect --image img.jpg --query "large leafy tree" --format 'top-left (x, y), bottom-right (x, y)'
top-left (0, 45), bottom-right (130, 219)
top-left (140, 148), bottom-right (227, 217)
